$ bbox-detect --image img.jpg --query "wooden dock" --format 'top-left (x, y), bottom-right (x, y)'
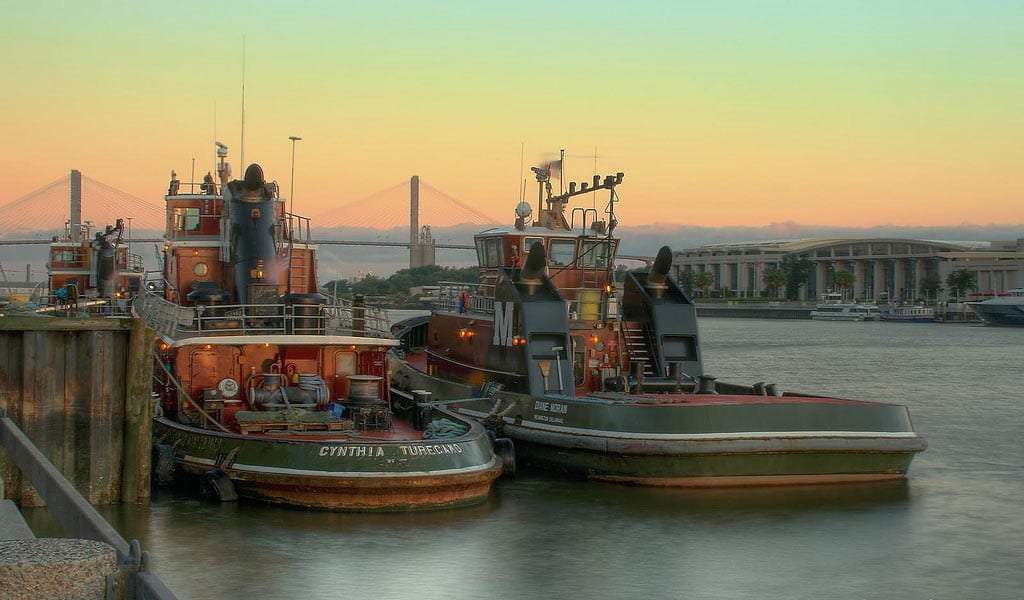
top-left (0, 316), bottom-right (155, 507)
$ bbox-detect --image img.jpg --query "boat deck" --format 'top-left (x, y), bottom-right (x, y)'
top-left (588, 392), bottom-right (874, 407)
top-left (249, 417), bottom-right (427, 442)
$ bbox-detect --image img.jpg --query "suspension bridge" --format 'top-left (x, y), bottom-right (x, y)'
top-left (0, 170), bottom-right (652, 289)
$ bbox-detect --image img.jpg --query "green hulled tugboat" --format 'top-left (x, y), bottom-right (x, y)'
top-left (391, 165), bottom-right (926, 487)
top-left (136, 146), bottom-right (503, 510)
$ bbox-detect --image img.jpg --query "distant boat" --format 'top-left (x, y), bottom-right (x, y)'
top-left (811, 301), bottom-right (884, 319)
top-left (881, 305), bottom-right (935, 323)
top-left (968, 289), bottom-right (1024, 327)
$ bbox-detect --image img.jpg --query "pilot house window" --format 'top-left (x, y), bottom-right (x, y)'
top-left (580, 241), bottom-right (611, 269)
top-left (173, 208), bottom-right (201, 232)
top-left (484, 238), bottom-right (502, 267)
top-left (548, 239), bottom-right (576, 267)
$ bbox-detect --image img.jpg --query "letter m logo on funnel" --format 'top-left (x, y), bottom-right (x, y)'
top-left (493, 301), bottom-right (514, 346)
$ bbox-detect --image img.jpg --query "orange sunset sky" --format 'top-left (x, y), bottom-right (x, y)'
top-left (1, 2), bottom-right (1022, 228)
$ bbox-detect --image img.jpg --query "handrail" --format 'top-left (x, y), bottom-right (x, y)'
top-left (433, 281), bottom-right (496, 315)
top-left (0, 409), bottom-right (179, 600)
top-left (134, 290), bottom-right (391, 339)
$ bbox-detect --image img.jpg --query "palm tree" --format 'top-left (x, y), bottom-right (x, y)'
top-left (946, 269), bottom-right (977, 300)
top-left (919, 273), bottom-right (942, 303)
top-left (763, 267), bottom-right (786, 299)
top-left (694, 271), bottom-right (714, 297)
top-left (833, 270), bottom-right (855, 300)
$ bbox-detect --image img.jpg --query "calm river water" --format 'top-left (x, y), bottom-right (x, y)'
top-left (24, 318), bottom-right (1024, 599)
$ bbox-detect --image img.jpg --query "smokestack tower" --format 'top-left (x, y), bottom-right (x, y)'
top-left (69, 169), bottom-right (82, 241)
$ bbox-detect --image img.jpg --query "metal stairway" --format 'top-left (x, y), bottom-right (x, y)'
top-left (287, 250), bottom-right (310, 293)
top-left (621, 322), bottom-right (657, 376)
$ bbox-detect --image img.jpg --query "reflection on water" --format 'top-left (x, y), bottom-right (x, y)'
top-left (22, 319), bottom-right (1024, 599)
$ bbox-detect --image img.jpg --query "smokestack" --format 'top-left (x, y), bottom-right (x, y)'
top-left (69, 169), bottom-right (82, 241)
top-left (410, 175), bottom-right (419, 246)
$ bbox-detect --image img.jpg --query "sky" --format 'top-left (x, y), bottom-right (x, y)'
top-left (1, 1), bottom-right (1022, 228)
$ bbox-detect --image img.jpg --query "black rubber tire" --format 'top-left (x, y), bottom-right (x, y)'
top-left (201, 468), bottom-right (239, 502)
top-left (493, 437), bottom-right (516, 479)
top-left (153, 444), bottom-right (176, 487)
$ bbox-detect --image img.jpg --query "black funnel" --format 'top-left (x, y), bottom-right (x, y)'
top-left (647, 246), bottom-right (673, 286)
top-left (243, 164), bottom-right (265, 191)
top-left (521, 241), bottom-right (546, 280)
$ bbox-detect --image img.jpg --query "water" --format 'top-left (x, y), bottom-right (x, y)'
top-left (24, 319), bottom-right (1024, 599)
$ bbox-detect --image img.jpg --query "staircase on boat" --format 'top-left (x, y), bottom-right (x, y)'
top-left (622, 321), bottom-right (658, 376)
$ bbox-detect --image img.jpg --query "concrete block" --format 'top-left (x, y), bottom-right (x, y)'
top-left (0, 500), bottom-right (35, 540)
top-left (0, 538), bottom-right (116, 600)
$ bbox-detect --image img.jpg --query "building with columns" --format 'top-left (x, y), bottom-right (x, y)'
top-left (672, 238), bottom-right (1024, 302)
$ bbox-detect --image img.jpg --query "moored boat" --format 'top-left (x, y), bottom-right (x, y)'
top-left (968, 289), bottom-right (1024, 327)
top-left (881, 305), bottom-right (936, 322)
top-left (390, 165), bottom-right (926, 487)
top-left (810, 295), bottom-right (881, 321)
top-left (136, 146), bottom-right (503, 510)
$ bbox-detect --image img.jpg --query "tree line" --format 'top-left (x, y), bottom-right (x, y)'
top-left (322, 265), bottom-right (478, 299)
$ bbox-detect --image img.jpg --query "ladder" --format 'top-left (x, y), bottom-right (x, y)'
top-left (287, 250), bottom-right (309, 293)
top-left (621, 322), bottom-right (657, 376)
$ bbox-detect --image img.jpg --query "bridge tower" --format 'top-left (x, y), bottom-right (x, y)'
top-left (69, 169), bottom-right (82, 241)
top-left (409, 175), bottom-right (436, 269)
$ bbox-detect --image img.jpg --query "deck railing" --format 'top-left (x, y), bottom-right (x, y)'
top-left (0, 409), bottom-right (178, 600)
top-left (433, 281), bottom-right (496, 315)
top-left (134, 290), bottom-right (390, 339)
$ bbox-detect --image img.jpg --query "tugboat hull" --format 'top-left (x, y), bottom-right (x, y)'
top-left (154, 413), bottom-right (502, 511)
top-left (495, 427), bottom-right (919, 487)
top-left (392, 361), bottom-right (925, 487)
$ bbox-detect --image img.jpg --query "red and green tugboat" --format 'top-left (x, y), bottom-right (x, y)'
top-left (136, 146), bottom-right (503, 510)
top-left (391, 165), bottom-right (926, 487)
top-left (40, 218), bottom-right (142, 314)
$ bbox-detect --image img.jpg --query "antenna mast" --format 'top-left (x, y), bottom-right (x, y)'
top-left (519, 142), bottom-right (525, 202)
top-left (240, 35), bottom-right (246, 169)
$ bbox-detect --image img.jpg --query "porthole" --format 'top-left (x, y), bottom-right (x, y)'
top-left (193, 262), bottom-right (209, 277)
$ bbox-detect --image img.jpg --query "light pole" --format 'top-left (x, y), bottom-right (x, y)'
top-left (288, 136), bottom-right (302, 217)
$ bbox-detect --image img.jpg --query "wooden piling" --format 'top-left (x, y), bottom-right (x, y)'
top-left (0, 316), bottom-right (155, 507)
top-left (121, 318), bottom-right (155, 504)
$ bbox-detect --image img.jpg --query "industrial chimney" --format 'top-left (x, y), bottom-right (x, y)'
top-left (69, 169), bottom-right (82, 242)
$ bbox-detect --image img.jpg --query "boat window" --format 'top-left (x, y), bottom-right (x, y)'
top-left (475, 239), bottom-right (486, 266)
top-left (580, 241), bottom-right (611, 269)
top-left (484, 238), bottom-right (502, 267)
top-left (549, 239), bottom-right (576, 266)
top-left (571, 336), bottom-right (586, 386)
top-left (173, 207), bottom-right (201, 232)
top-left (335, 352), bottom-right (357, 376)
top-left (523, 237), bottom-right (544, 257)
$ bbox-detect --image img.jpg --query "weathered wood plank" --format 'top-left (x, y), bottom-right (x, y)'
top-left (19, 331), bottom-right (68, 507)
top-left (0, 333), bottom-right (24, 503)
top-left (121, 320), bottom-right (155, 503)
top-left (0, 319), bottom-right (152, 506)
top-left (0, 317), bottom-right (131, 332)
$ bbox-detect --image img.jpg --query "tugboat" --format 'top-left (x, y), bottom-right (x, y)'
top-left (390, 165), bottom-right (926, 487)
top-left (39, 218), bottom-right (142, 315)
top-left (135, 146), bottom-right (503, 510)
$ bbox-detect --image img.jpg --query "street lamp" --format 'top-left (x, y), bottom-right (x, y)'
top-left (288, 136), bottom-right (302, 217)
